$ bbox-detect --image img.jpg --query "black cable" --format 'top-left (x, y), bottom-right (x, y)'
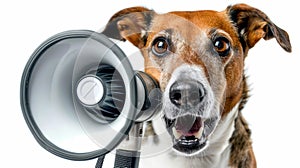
top-left (95, 155), bottom-right (105, 168)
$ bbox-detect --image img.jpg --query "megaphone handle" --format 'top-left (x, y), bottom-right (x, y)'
top-left (94, 148), bottom-right (140, 168)
top-left (114, 149), bottom-right (140, 168)
top-left (113, 122), bottom-right (144, 168)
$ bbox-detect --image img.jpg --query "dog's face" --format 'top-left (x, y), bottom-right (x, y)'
top-left (103, 4), bottom-right (291, 156)
top-left (139, 11), bottom-right (243, 155)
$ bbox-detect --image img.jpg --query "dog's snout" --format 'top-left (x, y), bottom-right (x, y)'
top-left (169, 80), bottom-right (205, 108)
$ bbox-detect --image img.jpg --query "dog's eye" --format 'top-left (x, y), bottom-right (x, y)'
top-left (152, 37), bottom-right (169, 57)
top-left (213, 37), bottom-right (231, 57)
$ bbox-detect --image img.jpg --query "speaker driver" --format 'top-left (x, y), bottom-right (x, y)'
top-left (76, 64), bottom-right (126, 123)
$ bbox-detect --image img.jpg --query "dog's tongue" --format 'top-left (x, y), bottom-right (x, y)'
top-left (175, 115), bottom-right (202, 136)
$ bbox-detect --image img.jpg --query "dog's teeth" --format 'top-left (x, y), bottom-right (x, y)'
top-left (172, 127), bottom-right (182, 139)
top-left (194, 126), bottom-right (204, 139)
top-left (196, 119), bottom-right (205, 138)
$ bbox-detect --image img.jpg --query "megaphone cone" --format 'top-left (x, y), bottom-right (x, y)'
top-left (20, 30), bottom-right (161, 161)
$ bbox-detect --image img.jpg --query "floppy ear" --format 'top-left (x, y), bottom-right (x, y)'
top-left (227, 4), bottom-right (292, 52)
top-left (102, 7), bottom-right (154, 48)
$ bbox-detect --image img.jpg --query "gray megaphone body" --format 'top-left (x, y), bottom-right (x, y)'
top-left (20, 30), bottom-right (162, 165)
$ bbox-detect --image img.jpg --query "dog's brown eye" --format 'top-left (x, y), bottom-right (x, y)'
top-left (213, 37), bottom-right (231, 57)
top-left (152, 37), bottom-right (169, 57)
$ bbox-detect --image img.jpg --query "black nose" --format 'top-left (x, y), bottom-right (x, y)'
top-left (169, 80), bottom-right (205, 108)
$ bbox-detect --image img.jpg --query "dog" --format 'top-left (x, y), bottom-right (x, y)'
top-left (102, 3), bottom-right (292, 168)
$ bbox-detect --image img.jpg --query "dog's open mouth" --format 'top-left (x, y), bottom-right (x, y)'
top-left (165, 115), bottom-right (218, 155)
top-left (173, 115), bottom-right (206, 154)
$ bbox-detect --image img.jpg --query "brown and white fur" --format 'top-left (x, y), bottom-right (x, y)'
top-left (102, 4), bottom-right (291, 168)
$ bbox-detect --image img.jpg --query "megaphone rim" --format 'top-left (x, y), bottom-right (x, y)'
top-left (20, 30), bottom-right (138, 160)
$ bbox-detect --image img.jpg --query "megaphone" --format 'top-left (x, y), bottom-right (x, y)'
top-left (20, 30), bottom-right (162, 162)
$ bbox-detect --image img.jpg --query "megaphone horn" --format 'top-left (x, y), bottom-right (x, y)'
top-left (20, 30), bottom-right (162, 161)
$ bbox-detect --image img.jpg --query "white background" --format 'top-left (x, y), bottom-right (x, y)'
top-left (1, 0), bottom-right (299, 167)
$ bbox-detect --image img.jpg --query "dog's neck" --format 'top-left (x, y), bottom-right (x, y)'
top-left (203, 101), bottom-right (240, 157)
top-left (188, 101), bottom-right (240, 168)
top-left (140, 102), bottom-right (240, 168)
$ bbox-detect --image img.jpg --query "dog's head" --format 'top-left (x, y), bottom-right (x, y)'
top-left (103, 4), bottom-right (291, 155)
